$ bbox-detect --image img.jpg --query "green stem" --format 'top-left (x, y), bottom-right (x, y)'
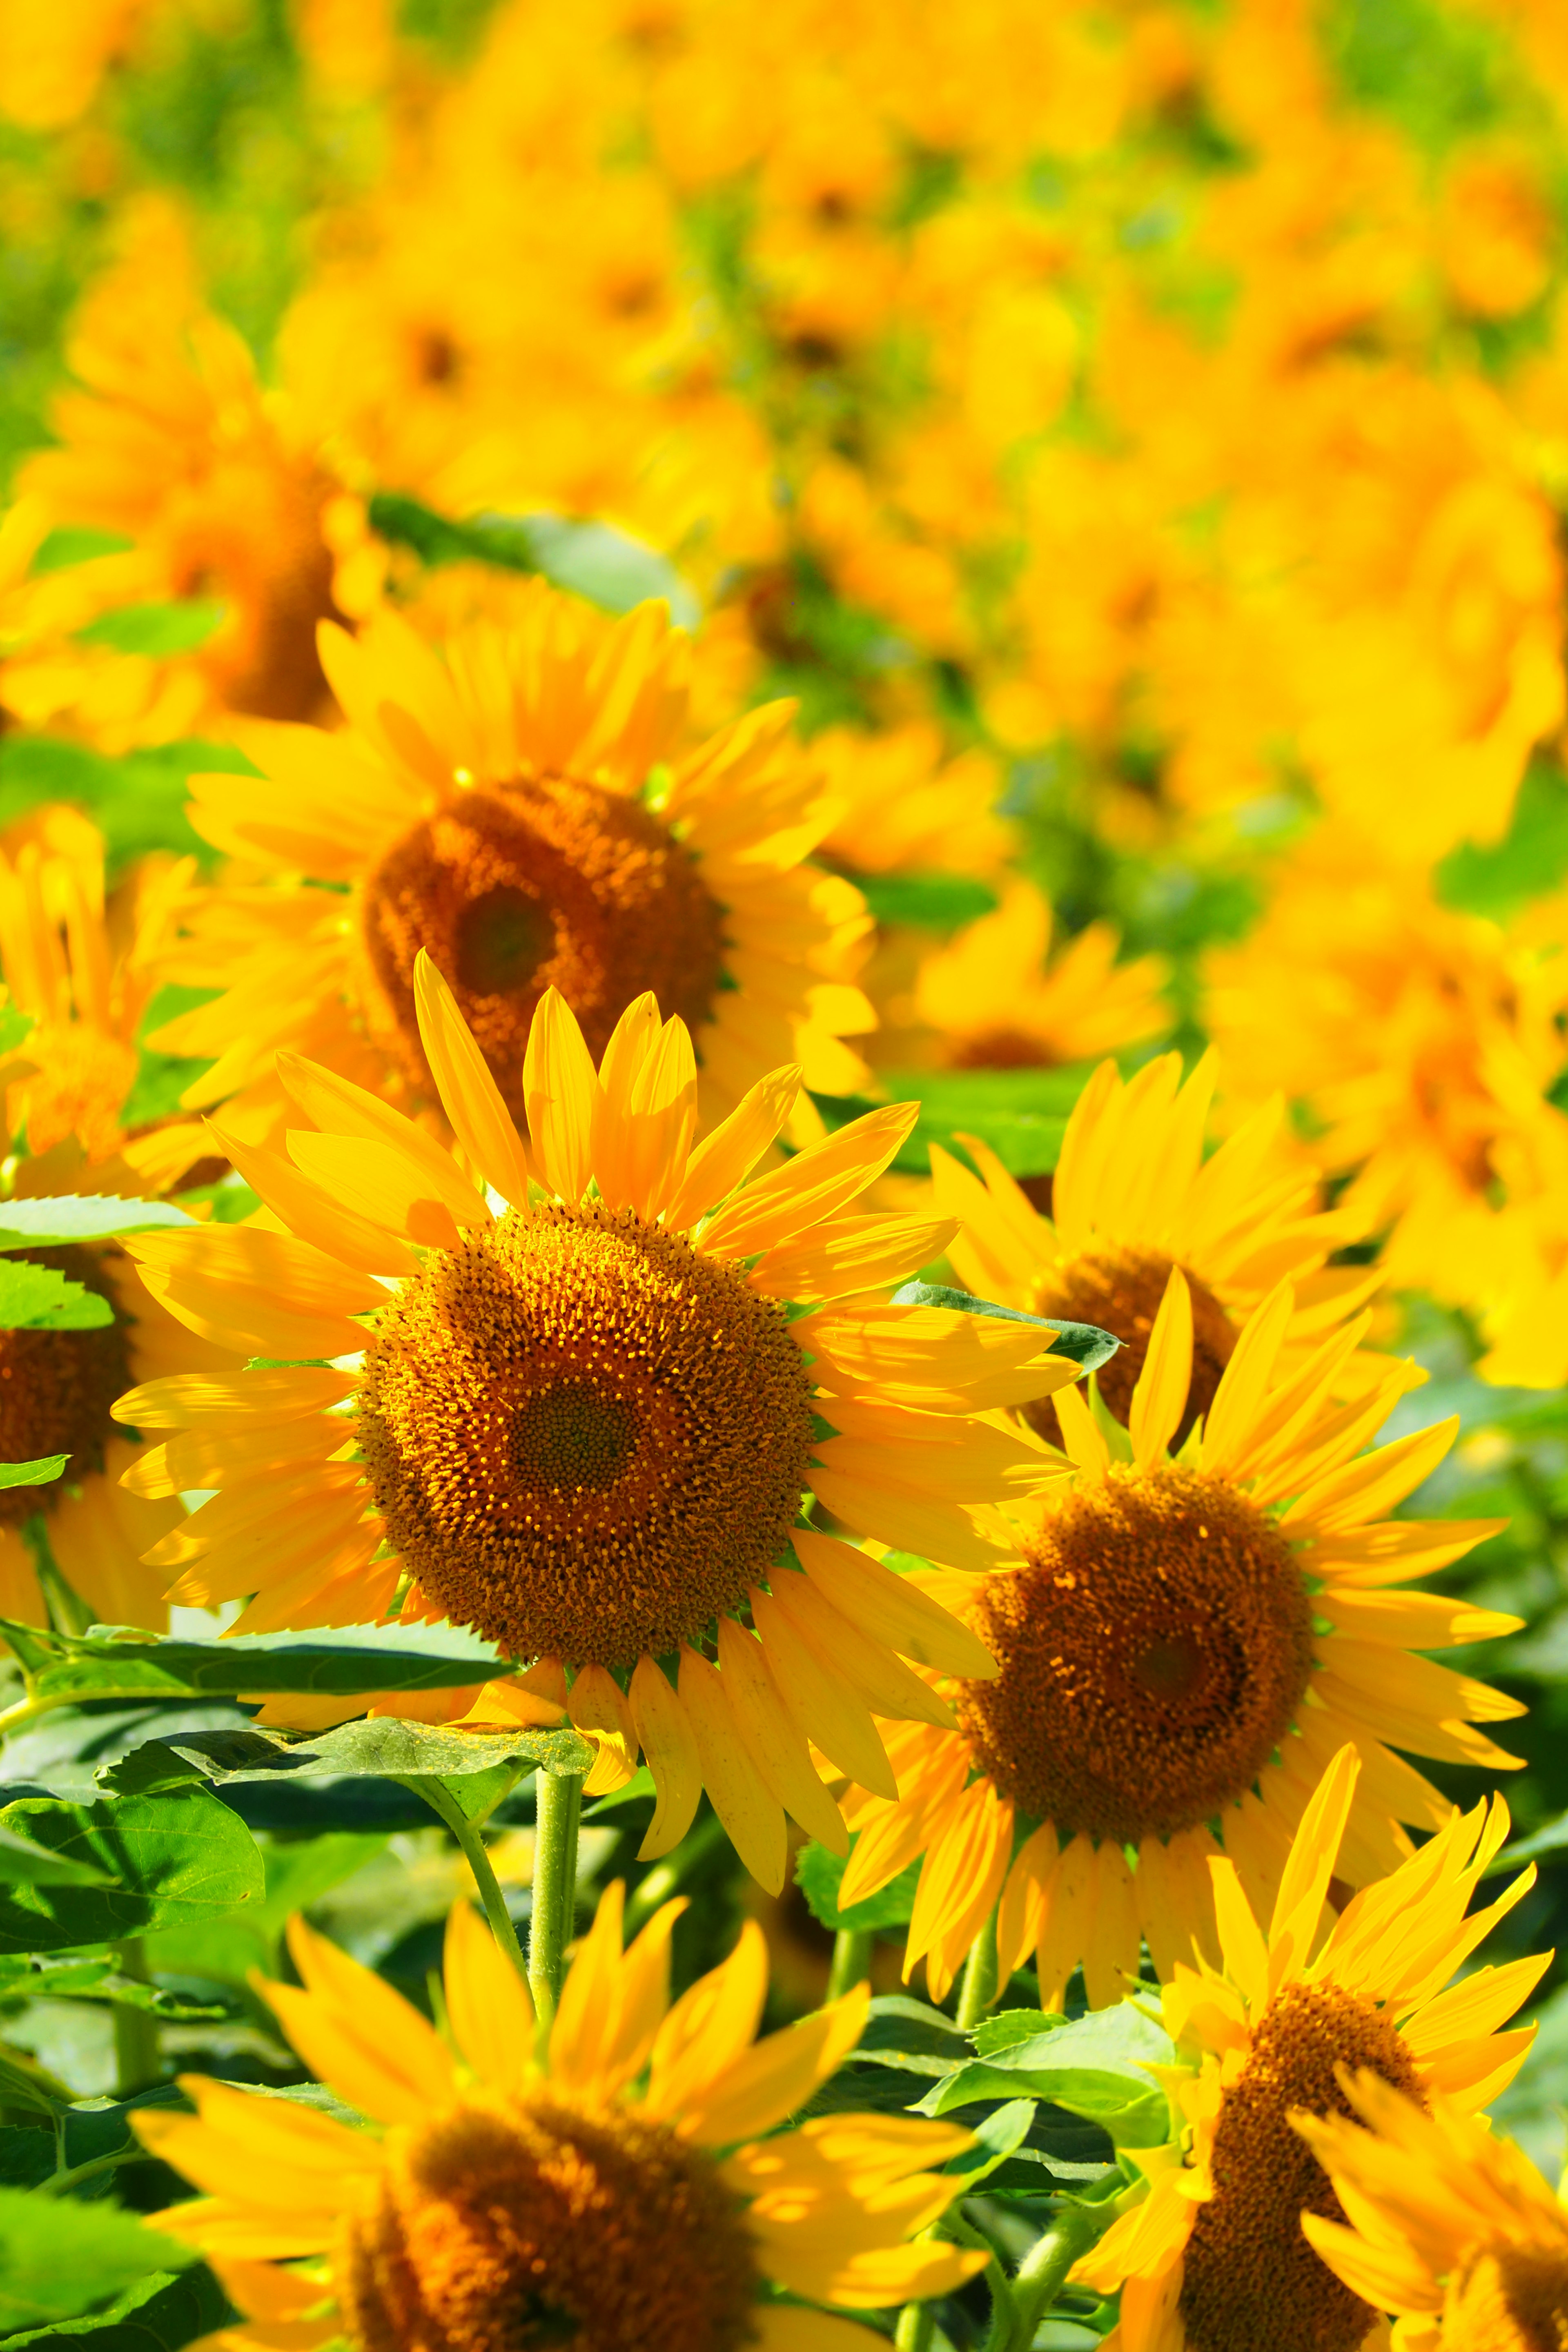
top-left (40, 2145), bottom-right (151, 2198)
top-left (623, 1809), bottom-right (728, 1932)
top-left (0, 1688), bottom-right (175, 1741)
top-left (528, 1768), bottom-right (583, 2025)
top-left (1002, 2203), bottom-right (1102, 2352)
top-left (400, 1775), bottom-right (530, 1989)
top-left (828, 1927), bottom-right (873, 2001)
top-left (893, 2298), bottom-right (936, 2352)
top-left (111, 1944), bottom-right (159, 2097)
top-left (955, 1908), bottom-right (999, 2032)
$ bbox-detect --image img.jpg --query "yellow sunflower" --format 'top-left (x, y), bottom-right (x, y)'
top-left (0, 812), bottom-right (238, 1629)
top-left (135, 1883), bottom-right (987, 2352)
top-left (1296, 2072), bottom-right (1568, 2352)
top-left (150, 584), bottom-right (875, 1147)
top-left (115, 962), bottom-right (1085, 1890)
top-left (931, 1046), bottom-right (1382, 1443)
top-left (909, 881), bottom-right (1170, 1072)
top-left (833, 1269), bottom-right (1521, 2003)
top-left (1072, 1745), bottom-right (1547, 2352)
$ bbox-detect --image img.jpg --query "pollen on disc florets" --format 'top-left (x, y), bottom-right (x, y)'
top-left (357, 1199), bottom-right (816, 1666)
top-left (1026, 1244), bottom-right (1235, 1448)
top-left (358, 779), bottom-right (728, 1120)
top-left (1447, 2243), bottom-right (1568, 2352)
top-left (1178, 1981), bottom-right (1427, 2352)
top-left (338, 2091), bottom-right (761, 2352)
top-left (954, 1465), bottom-right (1315, 1844)
top-left (0, 1247), bottom-right (131, 1526)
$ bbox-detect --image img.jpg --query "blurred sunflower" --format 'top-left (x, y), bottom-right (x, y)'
top-left (115, 964), bottom-right (1084, 1889)
top-left (152, 588), bottom-right (876, 1145)
top-left (1074, 1746), bottom-right (1546, 2352)
top-left (136, 1886), bottom-right (987, 2352)
top-left (0, 811), bottom-right (236, 1629)
top-left (910, 881), bottom-right (1170, 1071)
top-left (834, 1270), bottom-right (1520, 2003)
top-left (1296, 2071), bottom-right (1568, 2351)
top-left (931, 1047), bottom-right (1375, 1446)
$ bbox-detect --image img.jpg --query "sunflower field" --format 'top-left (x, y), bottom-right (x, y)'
top-left (7, 0), bottom-right (1568, 2346)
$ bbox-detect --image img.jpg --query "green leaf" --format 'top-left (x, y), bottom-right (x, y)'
top-left (0, 1788), bottom-right (264, 1955)
top-left (0, 2185), bottom-right (196, 2329)
top-left (0, 1454), bottom-right (68, 1490)
top-left (366, 492), bottom-right (699, 622)
top-left (938, 2096), bottom-right (1038, 2185)
top-left (0, 1823), bottom-right (113, 1886)
top-left (0, 735), bottom-right (254, 876)
top-left (144, 1827), bottom-right (387, 1988)
top-left (796, 1840), bottom-right (920, 1932)
top-left (0, 1261), bottom-right (114, 1331)
top-left (848, 1995), bottom-right (970, 2080)
top-left (0, 1198), bottom-right (195, 1251)
top-left (922, 2002), bottom-right (1174, 2148)
top-left (129, 1716), bottom-right (593, 1791)
top-left (971, 2007), bottom-right (1068, 2056)
top-left (811, 1066), bottom-right (1091, 1177)
top-left (584, 1764), bottom-right (655, 1817)
top-left (17, 1619), bottom-right (512, 1706)
top-left (29, 526), bottom-right (135, 575)
top-left (74, 600), bottom-right (227, 657)
top-left (0, 1007), bottom-right (35, 1056)
top-left (856, 873), bottom-right (999, 932)
top-left (891, 1281), bottom-right (1119, 1372)
top-left (0, 1955), bottom-right (230, 2019)
top-left (0, 2256), bottom-right (231, 2351)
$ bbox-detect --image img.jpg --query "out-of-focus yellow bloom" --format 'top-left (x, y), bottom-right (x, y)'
top-left (909, 882), bottom-right (1169, 1071)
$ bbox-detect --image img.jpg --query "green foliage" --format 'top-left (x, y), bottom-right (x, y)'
top-left (0, 1788), bottom-right (263, 1956)
top-left (0, 2186), bottom-right (196, 2330)
top-left (855, 872), bottom-right (1000, 931)
top-left (74, 601), bottom-right (227, 657)
top-left (890, 1281), bottom-right (1119, 1370)
top-left (0, 1457), bottom-right (68, 1492)
top-left (0, 1262), bottom-right (114, 1332)
top-left (0, 1199), bottom-right (194, 1251)
top-left (922, 2002), bottom-right (1174, 2149)
top-left (0, 737), bottom-right (255, 876)
top-left (118, 1716), bottom-right (593, 1793)
top-left (796, 1841), bottom-right (920, 1932)
top-left (0, 1826), bottom-right (112, 1888)
top-left (8, 1619), bottom-right (512, 1705)
top-left (1439, 762), bottom-right (1568, 919)
top-left (0, 2256), bottom-right (231, 2352)
top-left (143, 1828), bottom-right (387, 1990)
top-left (811, 1065), bottom-right (1089, 1176)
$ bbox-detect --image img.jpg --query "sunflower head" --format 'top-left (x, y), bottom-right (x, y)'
top-left (134, 1883), bottom-right (987, 2352)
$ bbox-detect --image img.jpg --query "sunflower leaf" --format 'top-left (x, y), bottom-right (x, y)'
top-left (890, 1281), bottom-right (1119, 1371)
top-left (0, 1788), bottom-right (265, 1956)
top-left (122, 1715), bottom-right (593, 1790)
top-left (0, 1196), bottom-right (196, 1251)
top-left (0, 1823), bottom-right (114, 1886)
top-left (15, 1619), bottom-right (510, 1704)
top-left (0, 2185), bottom-right (198, 2330)
top-left (0, 1261), bottom-right (114, 1331)
top-left (921, 2002), bottom-right (1174, 2147)
top-left (796, 1839), bottom-right (920, 1931)
top-left (0, 1454), bottom-right (68, 1490)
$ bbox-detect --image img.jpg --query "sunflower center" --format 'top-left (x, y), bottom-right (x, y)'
top-left (337, 2089), bottom-right (761, 2352)
top-left (358, 782), bottom-right (728, 1123)
top-left (0, 1249), bottom-right (130, 1528)
top-left (1178, 1982), bottom-right (1427, 2352)
top-left (1448, 2242), bottom-right (1568, 2352)
top-left (357, 1200), bottom-right (815, 1665)
top-left (954, 1465), bottom-right (1314, 1844)
top-left (1025, 1244), bottom-right (1235, 1446)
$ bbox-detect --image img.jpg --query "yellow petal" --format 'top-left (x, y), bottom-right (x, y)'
top-left (443, 1899), bottom-right (534, 2095)
top-left (751, 1588), bottom-right (897, 1798)
top-left (665, 1064), bottom-right (802, 1229)
top-left (550, 1880), bottom-right (629, 2095)
top-left (1207, 1858), bottom-right (1270, 2013)
top-left (413, 949), bottom-right (533, 1206)
top-left (643, 1918), bottom-right (769, 2123)
top-left (261, 1917), bottom-right (457, 2124)
top-left (716, 1616), bottom-right (848, 1853)
top-left (286, 1130), bottom-right (486, 1249)
top-left (765, 1570), bottom-right (953, 1728)
top-left (275, 1049), bottom-right (484, 1217)
top-left (207, 1121), bottom-right (418, 1278)
top-left (678, 1985), bottom-right (869, 2147)
top-left (1129, 1265), bottom-right (1192, 1470)
top-left (522, 986), bottom-right (599, 1202)
top-left (792, 1528), bottom-right (998, 1679)
top-left (569, 1663), bottom-right (639, 1794)
top-left (701, 1102), bottom-right (919, 1258)
top-left (678, 1647), bottom-right (787, 1893)
top-left (629, 1654), bottom-right (703, 1860)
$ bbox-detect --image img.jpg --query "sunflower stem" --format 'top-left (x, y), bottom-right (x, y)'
top-left (1001, 2203), bottom-right (1102, 2352)
top-left (111, 1943), bottom-right (159, 2096)
top-left (955, 1909), bottom-right (999, 2031)
top-left (528, 1767), bottom-right (583, 2025)
top-left (893, 2286), bottom-right (938, 2352)
top-left (828, 1927), bottom-right (873, 2001)
top-left (400, 1775), bottom-right (530, 1991)
top-left (623, 1808), bottom-right (728, 1931)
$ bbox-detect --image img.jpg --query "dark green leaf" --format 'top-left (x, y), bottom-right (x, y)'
top-left (851, 1994), bottom-right (969, 2078)
top-left (0, 1823), bottom-right (112, 1886)
top-left (0, 1956), bottom-right (230, 2020)
top-left (971, 2007), bottom-right (1067, 2056)
top-left (0, 2186), bottom-right (196, 2328)
top-left (74, 600), bottom-right (226, 657)
top-left (134, 1717), bottom-right (592, 1789)
top-left (939, 2097), bottom-right (1037, 2184)
top-left (0, 1198), bottom-right (194, 1252)
top-left (0, 1789), bottom-right (264, 1955)
top-left (144, 1827), bottom-right (386, 1989)
top-left (891, 1282), bottom-right (1118, 1372)
top-left (0, 1262), bottom-right (114, 1331)
top-left (0, 1455), bottom-right (68, 1491)
top-left (922, 2003), bottom-right (1174, 2148)
top-left (796, 1841), bottom-right (920, 1932)
top-left (0, 2256), bottom-right (231, 2351)
top-left (19, 1619), bottom-right (512, 1706)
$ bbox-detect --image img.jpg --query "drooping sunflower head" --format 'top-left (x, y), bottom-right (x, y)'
top-left (1296, 2073), bottom-right (1568, 2352)
top-left (835, 1262), bottom-right (1523, 2005)
top-left (155, 584), bottom-right (875, 1141)
top-left (122, 960), bottom-right (1087, 1890)
top-left (134, 1886), bottom-right (987, 2352)
top-left (1073, 1746), bottom-right (1550, 2352)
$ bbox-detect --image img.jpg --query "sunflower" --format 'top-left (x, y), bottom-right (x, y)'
top-left (116, 964), bottom-right (1084, 1890)
top-left (930, 1045), bottom-right (1381, 1446)
top-left (0, 812), bottom-right (238, 1629)
top-left (1295, 2072), bottom-right (1568, 2352)
top-left (909, 881), bottom-right (1170, 1072)
top-left (151, 584), bottom-right (876, 1148)
top-left (135, 1883), bottom-right (987, 2352)
top-left (1071, 1745), bottom-right (1548, 2352)
top-left (832, 1269), bottom-right (1521, 2003)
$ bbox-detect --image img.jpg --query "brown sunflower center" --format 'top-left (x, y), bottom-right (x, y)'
top-left (358, 781), bottom-right (728, 1122)
top-left (954, 1465), bottom-right (1314, 1844)
top-left (1448, 2241), bottom-right (1568, 2352)
top-left (337, 2090), bottom-right (761, 2352)
top-left (356, 1200), bottom-right (815, 1666)
top-left (0, 1248), bottom-right (130, 1528)
top-left (1179, 1981), bottom-right (1426, 2352)
top-left (1025, 1244), bottom-right (1235, 1447)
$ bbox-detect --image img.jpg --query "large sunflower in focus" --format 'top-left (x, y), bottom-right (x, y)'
top-left (834, 1270), bottom-right (1520, 2002)
top-left (153, 587), bottom-right (875, 1145)
top-left (931, 1046), bottom-right (1379, 1447)
top-left (117, 962), bottom-right (1085, 1889)
top-left (0, 811), bottom-right (238, 1629)
top-left (138, 1886), bottom-right (985, 2352)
